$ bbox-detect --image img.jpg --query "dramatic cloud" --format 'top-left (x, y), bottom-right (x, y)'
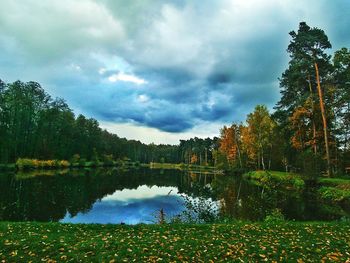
top-left (1, 0), bottom-right (349, 142)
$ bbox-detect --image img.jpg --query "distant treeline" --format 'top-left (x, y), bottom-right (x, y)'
top-left (0, 79), bottom-right (218, 165)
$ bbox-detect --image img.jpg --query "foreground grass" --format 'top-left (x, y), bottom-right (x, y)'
top-left (243, 170), bottom-right (305, 190)
top-left (1, 222), bottom-right (350, 262)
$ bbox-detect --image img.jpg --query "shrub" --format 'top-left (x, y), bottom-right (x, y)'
top-left (70, 154), bottom-right (80, 164)
top-left (60, 160), bottom-right (70, 167)
top-left (16, 158), bottom-right (47, 170)
top-left (16, 158), bottom-right (70, 170)
top-left (264, 208), bottom-right (285, 223)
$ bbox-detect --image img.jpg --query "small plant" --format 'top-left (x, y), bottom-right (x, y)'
top-left (157, 208), bottom-right (166, 224)
top-left (264, 208), bottom-right (285, 223)
top-left (178, 194), bottom-right (220, 223)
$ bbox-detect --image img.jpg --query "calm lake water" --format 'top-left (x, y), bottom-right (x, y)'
top-left (0, 168), bottom-right (348, 223)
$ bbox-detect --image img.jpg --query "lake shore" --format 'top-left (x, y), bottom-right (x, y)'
top-left (1, 221), bottom-right (349, 261)
top-left (0, 160), bottom-right (220, 173)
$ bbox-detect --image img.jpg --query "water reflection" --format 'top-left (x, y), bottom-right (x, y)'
top-left (61, 186), bottom-right (184, 224)
top-left (0, 168), bottom-right (349, 223)
top-left (0, 168), bottom-right (215, 223)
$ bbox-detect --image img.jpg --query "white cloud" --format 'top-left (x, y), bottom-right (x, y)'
top-left (137, 94), bottom-right (150, 103)
top-left (98, 68), bottom-right (107, 75)
top-left (0, 0), bottom-right (125, 62)
top-left (108, 72), bottom-right (147, 85)
top-left (102, 185), bottom-right (178, 202)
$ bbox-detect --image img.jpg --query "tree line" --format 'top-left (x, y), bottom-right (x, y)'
top-left (216, 22), bottom-right (350, 176)
top-left (0, 80), bottom-right (218, 165)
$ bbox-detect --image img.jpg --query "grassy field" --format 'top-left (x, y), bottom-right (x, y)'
top-left (1, 222), bottom-right (350, 262)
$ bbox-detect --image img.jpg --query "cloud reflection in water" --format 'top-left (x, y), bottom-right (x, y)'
top-left (61, 185), bottom-right (184, 224)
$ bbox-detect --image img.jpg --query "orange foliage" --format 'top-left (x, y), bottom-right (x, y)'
top-left (190, 154), bottom-right (198, 164)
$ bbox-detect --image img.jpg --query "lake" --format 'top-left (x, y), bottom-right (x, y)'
top-left (0, 168), bottom-right (348, 223)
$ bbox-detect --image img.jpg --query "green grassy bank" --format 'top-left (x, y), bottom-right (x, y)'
top-left (318, 177), bottom-right (350, 203)
top-left (1, 222), bottom-right (349, 262)
top-left (243, 170), bottom-right (305, 190)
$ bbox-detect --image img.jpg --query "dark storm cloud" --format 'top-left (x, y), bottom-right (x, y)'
top-left (1, 0), bottom-right (349, 134)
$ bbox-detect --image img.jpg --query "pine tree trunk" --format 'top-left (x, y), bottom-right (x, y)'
top-left (308, 75), bottom-right (317, 154)
top-left (314, 62), bottom-right (331, 176)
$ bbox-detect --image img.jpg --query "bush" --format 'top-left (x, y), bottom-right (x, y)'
top-left (319, 186), bottom-right (350, 202)
top-left (178, 195), bottom-right (219, 223)
top-left (16, 158), bottom-right (37, 170)
top-left (70, 154), bottom-right (80, 164)
top-left (60, 160), bottom-right (70, 167)
top-left (16, 158), bottom-right (70, 170)
top-left (264, 208), bottom-right (285, 223)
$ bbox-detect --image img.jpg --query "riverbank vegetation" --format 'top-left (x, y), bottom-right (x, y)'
top-left (318, 177), bottom-right (350, 203)
top-left (1, 221), bottom-right (350, 262)
top-left (243, 171), bottom-right (305, 191)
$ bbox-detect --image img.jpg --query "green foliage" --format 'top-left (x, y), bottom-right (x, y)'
top-left (296, 151), bottom-right (324, 180)
top-left (101, 154), bottom-right (114, 166)
top-left (0, 80), bottom-right (221, 166)
top-left (318, 187), bottom-right (350, 202)
top-left (243, 171), bottom-right (305, 191)
top-left (318, 177), bottom-right (350, 203)
top-left (177, 194), bottom-right (219, 224)
top-left (264, 209), bottom-right (285, 224)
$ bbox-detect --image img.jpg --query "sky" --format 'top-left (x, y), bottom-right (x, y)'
top-left (1, 0), bottom-right (349, 144)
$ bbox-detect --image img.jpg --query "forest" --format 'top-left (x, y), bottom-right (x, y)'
top-left (0, 22), bottom-right (349, 176)
top-left (0, 78), bottom-right (218, 165)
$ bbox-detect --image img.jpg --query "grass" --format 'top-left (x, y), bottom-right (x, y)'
top-left (1, 221), bottom-right (350, 262)
top-left (318, 177), bottom-right (350, 202)
top-left (243, 170), bottom-right (305, 190)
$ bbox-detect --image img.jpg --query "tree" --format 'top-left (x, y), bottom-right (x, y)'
top-left (332, 48), bottom-right (350, 172)
top-left (244, 105), bottom-right (275, 170)
top-left (218, 124), bottom-right (243, 168)
top-left (275, 22), bottom-right (333, 176)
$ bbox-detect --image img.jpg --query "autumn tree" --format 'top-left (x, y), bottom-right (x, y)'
top-left (275, 22), bottom-right (333, 176)
top-left (243, 105), bottom-right (275, 170)
top-left (218, 124), bottom-right (243, 169)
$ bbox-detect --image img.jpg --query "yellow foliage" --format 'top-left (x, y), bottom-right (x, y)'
top-left (16, 158), bottom-right (70, 170)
